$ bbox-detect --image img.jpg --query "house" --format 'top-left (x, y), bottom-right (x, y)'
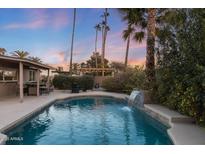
top-left (0, 55), bottom-right (53, 102)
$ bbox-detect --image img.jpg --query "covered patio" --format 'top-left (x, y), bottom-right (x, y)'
top-left (0, 55), bottom-right (53, 102)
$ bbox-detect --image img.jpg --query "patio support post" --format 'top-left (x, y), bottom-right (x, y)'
top-left (19, 62), bottom-right (23, 102)
top-left (47, 69), bottom-right (50, 88)
top-left (37, 69), bottom-right (40, 96)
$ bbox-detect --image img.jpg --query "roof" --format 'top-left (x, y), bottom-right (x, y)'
top-left (0, 55), bottom-right (55, 70)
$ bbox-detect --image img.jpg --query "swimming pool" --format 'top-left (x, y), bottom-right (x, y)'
top-left (5, 97), bottom-right (172, 145)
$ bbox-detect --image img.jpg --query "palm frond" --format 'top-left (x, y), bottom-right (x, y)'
top-left (29, 56), bottom-right (42, 63)
top-left (133, 31), bottom-right (145, 43)
top-left (0, 48), bottom-right (6, 55)
top-left (12, 50), bottom-right (29, 58)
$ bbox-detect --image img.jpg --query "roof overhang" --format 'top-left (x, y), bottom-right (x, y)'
top-left (0, 55), bottom-right (55, 70)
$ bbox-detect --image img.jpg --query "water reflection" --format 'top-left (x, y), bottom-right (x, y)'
top-left (6, 108), bottom-right (53, 145)
top-left (131, 108), bottom-right (172, 144)
top-left (68, 107), bottom-right (75, 144)
top-left (122, 111), bottom-right (130, 144)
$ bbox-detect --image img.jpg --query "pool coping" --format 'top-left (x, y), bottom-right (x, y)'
top-left (142, 104), bottom-right (205, 145)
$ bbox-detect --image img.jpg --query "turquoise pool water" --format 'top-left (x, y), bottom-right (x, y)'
top-left (6, 97), bottom-right (172, 145)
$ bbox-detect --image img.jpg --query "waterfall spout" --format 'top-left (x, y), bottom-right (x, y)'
top-left (128, 90), bottom-right (144, 107)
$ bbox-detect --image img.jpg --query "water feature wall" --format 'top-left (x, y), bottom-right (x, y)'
top-left (129, 90), bottom-right (144, 107)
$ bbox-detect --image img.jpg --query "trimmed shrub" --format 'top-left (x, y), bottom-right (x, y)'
top-left (102, 66), bottom-right (146, 94)
top-left (53, 75), bottom-right (71, 90)
top-left (102, 76), bottom-right (124, 92)
top-left (53, 75), bottom-right (94, 91)
top-left (80, 75), bottom-right (94, 91)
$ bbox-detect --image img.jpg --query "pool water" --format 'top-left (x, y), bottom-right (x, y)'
top-left (6, 97), bottom-right (172, 145)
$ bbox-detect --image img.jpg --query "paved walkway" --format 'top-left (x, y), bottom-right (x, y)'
top-left (144, 104), bottom-right (205, 145)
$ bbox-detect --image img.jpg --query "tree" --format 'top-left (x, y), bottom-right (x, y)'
top-left (110, 61), bottom-right (125, 73)
top-left (69, 8), bottom-right (77, 75)
top-left (94, 24), bottom-right (101, 69)
top-left (156, 9), bottom-right (205, 124)
top-left (72, 63), bottom-right (79, 75)
top-left (100, 8), bottom-right (110, 76)
top-left (12, 50), bottom-right (29, 58)
top-left (122, 25), bottom-right (135, 69)
top-left (80, 62), bottom-right (87, 68)
top-left (84, 52), bottom-right (109, 76)
top-left (146, 8), bottom-right (156, 88)
top-left (118, 9), bottom-right (146, 70)
top-left (119, 8), bottom-right (157, 88)
top-left (86, 52), bottom-right (109, 68)
top-left (0, 48), bottom-right (6, 55)
top-left (29, 56), bottom-right (42, 63)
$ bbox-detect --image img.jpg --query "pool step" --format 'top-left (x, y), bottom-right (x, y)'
top-left (144, 104), bottom-right (195, 127)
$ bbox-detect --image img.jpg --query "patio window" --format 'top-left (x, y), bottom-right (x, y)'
top-left (29, 70), bottom-right (36, 81)
top-left (0, 70), bottom-right (17, 81)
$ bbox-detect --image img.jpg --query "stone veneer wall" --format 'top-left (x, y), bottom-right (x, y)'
top-left (0, 82), bottom-right (18, 97)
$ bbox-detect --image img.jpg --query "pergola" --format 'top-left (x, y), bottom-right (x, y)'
top-left (78, 68), bottom-right (115, 76)
top-left (0, 55), bottom-right (53, 102)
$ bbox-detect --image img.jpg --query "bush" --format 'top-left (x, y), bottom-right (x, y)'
top-left (102, 76), bottom-right (125, 92)
top-left (80, 75), bottom-right (94, 91)
top-left (53, 75), bottom-right (71, 90)
top-left (155, 9), bottom-right (205, 125)
top-left (53, 75), bottom-right (94, 91)
top-left (102, 66), bottom-right (146, 94)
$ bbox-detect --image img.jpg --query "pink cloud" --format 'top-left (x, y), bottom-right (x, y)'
top-left (3, 9), bottom-right (69, 30)
top-left (4, 18), bottom-right (46, 29)
top-left (43, 51), bottom-right (66, 63)
top-left (42, 50), bottom-right (69, 71)
top-left (52, 10), bottom-right (69, 29)
top-left (128, 58), bottom-right (145, 66)
top-left (103, 31), bottom-right (146, 64)
top-left (38, 29), bottom-right (146, 70)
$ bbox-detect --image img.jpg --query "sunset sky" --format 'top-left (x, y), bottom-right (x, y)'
top-left (0, 8), bottom-right (146, 70)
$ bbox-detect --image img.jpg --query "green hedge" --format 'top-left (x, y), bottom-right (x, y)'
top-left (79, 75), bottom-right (94, 91)
top-left (53, 75), bottom-right (94, 91)
top-left (102, 67), bottom-right (146, 94)
top-left (155, 9), bottom-right (205, 125)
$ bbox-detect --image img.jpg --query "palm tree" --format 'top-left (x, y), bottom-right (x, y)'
top-left (69, 8), bottom-right (77, 75)
top-left (119, 9), bottom-right (146, 69)
top-left (119, 8), bottom-right (156, 87)
top-left (12, 50), bottom-right (29, 58)
top-left (101, 8), bottom-right (110, 76)
top-left (0, 48), bottom-right (6, 55)
top-left (29, 56), bottom-right (42, 63)
top-left (94, 24), bottom-right (101, 69)
top-left (122, 25), bottom-right (134, 70)
top-left (146, 8), bottom-right (156, 86)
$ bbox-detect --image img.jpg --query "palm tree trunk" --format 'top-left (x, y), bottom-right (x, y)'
top-left (124, 34), bottom-right (130, 70)
top-left (101, 8), bottom-right (108, 76)
top-left (95, 29), bottom-right (98, 76)
top-left (69, 8), bottom-right (76, 75)
top-left (95, 29), bottom-right (98, 53)
top-left (146, 8), bottom-right (156, 87)
top-left (95, 29), bottom-right (98, 69)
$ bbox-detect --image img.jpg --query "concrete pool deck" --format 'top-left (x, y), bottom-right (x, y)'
top-left (144, 104), bottom-right (205, 145)
top-left (0, 90), bottom-right (205, 145)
